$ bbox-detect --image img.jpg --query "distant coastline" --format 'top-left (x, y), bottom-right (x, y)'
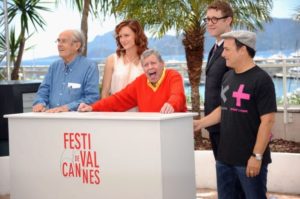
top-left (14, 49), bottom-right (297, 66)
top-left (1, 18), bottom-right (298, 67)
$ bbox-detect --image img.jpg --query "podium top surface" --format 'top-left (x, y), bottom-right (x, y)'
top-left (4, 112), bottom-right (197, 121)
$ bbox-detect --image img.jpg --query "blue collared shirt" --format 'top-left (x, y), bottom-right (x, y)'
top-left (33, 55), bottom-right (100, 111)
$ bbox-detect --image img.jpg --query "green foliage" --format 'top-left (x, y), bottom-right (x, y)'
top-left (54, 0), bottom-right (111, 55)
top-left (0, 26), bottom-right (34, 66)
top-left (1, 0), bottom-right (52, 79)
top-left (110, 0), bottom-right (273, 37)
top-left (0, 27), bottom-right (20, 64)
top-left (279, 89), bottom-right (300, 105)
top-left (0, 68), bottom-right (5, 80)
top-left (56, 0), bottom-right (111, 18)
top-left (109, 0), bottom-right (273, 114)
top-left (231, 0), bottom-right (272, 30)
top-left (5, 0), bottom-right (51, 33)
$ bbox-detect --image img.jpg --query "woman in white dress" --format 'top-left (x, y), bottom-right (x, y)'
top-left (101, 19), bottom-right (148, 99)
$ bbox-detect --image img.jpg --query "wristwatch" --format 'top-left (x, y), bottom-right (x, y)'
top-left (252, 153), bottom-right (263, 161)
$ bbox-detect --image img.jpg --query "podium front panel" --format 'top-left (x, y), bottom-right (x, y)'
top-left (6, 112), bottom-right (196, 199)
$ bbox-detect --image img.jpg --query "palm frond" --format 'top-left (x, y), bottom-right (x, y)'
top-left (113, 0), bottom-right (272, 36)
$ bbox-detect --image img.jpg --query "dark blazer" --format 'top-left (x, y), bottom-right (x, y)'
top-left (204, 43), bottom-right (229, 132)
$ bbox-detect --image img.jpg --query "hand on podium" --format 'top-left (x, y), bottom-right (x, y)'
top-left (46, 105), bottom-right (69, 113)
top-left (160, 102), bottom-right (174, 114)
top-left (32, 103), bottom-right (46, 112)
top-left (78, 103), bottom-right (92, 112)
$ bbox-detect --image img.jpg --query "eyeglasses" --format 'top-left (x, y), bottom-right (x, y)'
top-left (55, 38), bottom-right (77, 44)
top-left (203, 16), bottom-right (228, 24)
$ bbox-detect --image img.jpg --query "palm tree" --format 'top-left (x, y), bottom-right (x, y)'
top-left (0, 27), bottom-right (33, 68)
top-left (0, 27), bottom-right (20, 66)
top-left (3, 0), bottom-right (51, 80)
top-left (55, 0), bottom-right (111, 56)
top-left (111, 0), bottom-right (273, 116)
top-left (111, 0), bottom-right (272, 146)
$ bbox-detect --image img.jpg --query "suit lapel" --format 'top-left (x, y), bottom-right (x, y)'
top-left (206, 44), bottom-right (224, 73)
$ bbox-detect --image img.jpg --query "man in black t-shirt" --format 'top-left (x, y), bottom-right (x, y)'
top-left (194, 30), bottom-right (276, 199)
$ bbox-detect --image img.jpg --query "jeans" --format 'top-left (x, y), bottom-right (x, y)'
top-left (216, 161), bottom-right (268, 199)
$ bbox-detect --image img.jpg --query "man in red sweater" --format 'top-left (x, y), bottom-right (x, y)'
top-left (78, 49), bottom-right (187, 113)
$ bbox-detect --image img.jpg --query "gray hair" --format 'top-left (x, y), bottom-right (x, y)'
top-left (141, 49), bottom-right (164, 64)
top-left (71, 30), bottom-right (85, 54)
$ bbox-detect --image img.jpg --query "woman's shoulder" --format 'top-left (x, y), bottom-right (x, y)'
top-left (105, 53), bottom-right (118, 67)
top-left (107, 53), bottom-right (117, 60)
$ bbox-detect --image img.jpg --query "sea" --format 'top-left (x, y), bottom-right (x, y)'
top-left (7, 49), bottom-right (297, 66)
top-left (185, 77), bottom-right (300, 103)
top-left (161, 49), bottom-right (297, 63)
top-left (165, 49), bottom-right (300, 100)
top-left (1, 49), bottom-right (299, 100)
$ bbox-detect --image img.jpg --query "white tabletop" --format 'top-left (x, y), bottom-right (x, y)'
top-left (4, 112), bottom-right (197, 121)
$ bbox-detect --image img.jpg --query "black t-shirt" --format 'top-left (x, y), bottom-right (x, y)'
top-left (217, 66), bottom-right (277, 166)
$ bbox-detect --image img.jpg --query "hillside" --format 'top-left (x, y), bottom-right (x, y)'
top-left (24, 18), bottom-right (300, 65)
top-left (87, 18), bottom-right (300, 58)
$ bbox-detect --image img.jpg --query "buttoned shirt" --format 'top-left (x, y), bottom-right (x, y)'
top-left (33, 55), bottom-right (100, 111)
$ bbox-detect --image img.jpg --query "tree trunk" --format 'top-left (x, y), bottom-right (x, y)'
top-left (11, 34), bottom-right (25, 80)
top-left (182, 26), bottom-right (205, 116)
top-left (182, 26), bottom-right (206, 147)
top-left (81, 0), bottom-right (90, 56)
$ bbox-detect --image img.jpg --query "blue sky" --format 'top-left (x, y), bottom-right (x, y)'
top-left (272, 0), bottom-right (299, 18)
top-left (21, 0), bottom-right (300, 60)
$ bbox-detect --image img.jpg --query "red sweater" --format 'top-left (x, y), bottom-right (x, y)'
top-left (92, 69), bottom-right (187, 112)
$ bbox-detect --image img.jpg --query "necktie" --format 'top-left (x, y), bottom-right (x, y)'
top-left (213, 44), bottom-right (217, 53)
top-left (209, 44), bottom-right (218, 63)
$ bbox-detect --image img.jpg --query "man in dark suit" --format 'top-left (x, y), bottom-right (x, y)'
top-left (204, 0), bottom-right (232, 159)
top-left (203, 1), bottom-right (245, 198)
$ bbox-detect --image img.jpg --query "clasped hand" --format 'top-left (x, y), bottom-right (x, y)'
top-left (77, 103), bottom-right (92, 112)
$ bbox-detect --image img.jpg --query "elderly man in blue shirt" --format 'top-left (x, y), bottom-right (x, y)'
top-left (32, 29), bottom-right (99, 113)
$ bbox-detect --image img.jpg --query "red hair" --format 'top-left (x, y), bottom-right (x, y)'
top-left (115, 19), bottom-right (148, 57)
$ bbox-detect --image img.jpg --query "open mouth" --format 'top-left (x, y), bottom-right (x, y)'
top-left (149, 71), bottom-right (156, 79)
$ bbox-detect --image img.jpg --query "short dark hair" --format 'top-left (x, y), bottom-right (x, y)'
top-left (208, 1), bottom-right (234, 26)
top-left (235, 39), bottom-right (256, 58)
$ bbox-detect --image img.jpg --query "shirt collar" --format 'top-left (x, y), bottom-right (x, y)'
top-left (215, 39), bottom-right (224, 47)
top-left (65, 55), bottom-right (80, 69)
top-left (147, 67), bottom-right (166, 92)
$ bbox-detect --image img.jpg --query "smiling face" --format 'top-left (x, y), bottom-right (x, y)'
top-left (57, 30), bottom-right (80, 63)
top-left (142, 54), bottom-right (164, 84)
top-left (118, 26), bottom-right (137, 51)
top-left (222, 38), bottom-right (242, 69)
top-left (206, 9), bottom-right (232, 41)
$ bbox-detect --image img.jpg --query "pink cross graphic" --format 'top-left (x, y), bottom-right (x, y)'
top-left (232, 84), bottom-right (250, 107)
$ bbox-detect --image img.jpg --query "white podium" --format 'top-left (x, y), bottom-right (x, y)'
top-left (6, 112), bottom-right (196, 199)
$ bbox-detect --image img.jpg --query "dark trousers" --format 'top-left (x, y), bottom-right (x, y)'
top-left (216, 161), bottom-right (267, 199)
top-left (208, 131), bottom-right (220, 159)
top-left (209, 131), bottom-right (246, 199)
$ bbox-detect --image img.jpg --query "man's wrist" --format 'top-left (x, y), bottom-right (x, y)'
top-left (251, 153), bottom-right (263, 161)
